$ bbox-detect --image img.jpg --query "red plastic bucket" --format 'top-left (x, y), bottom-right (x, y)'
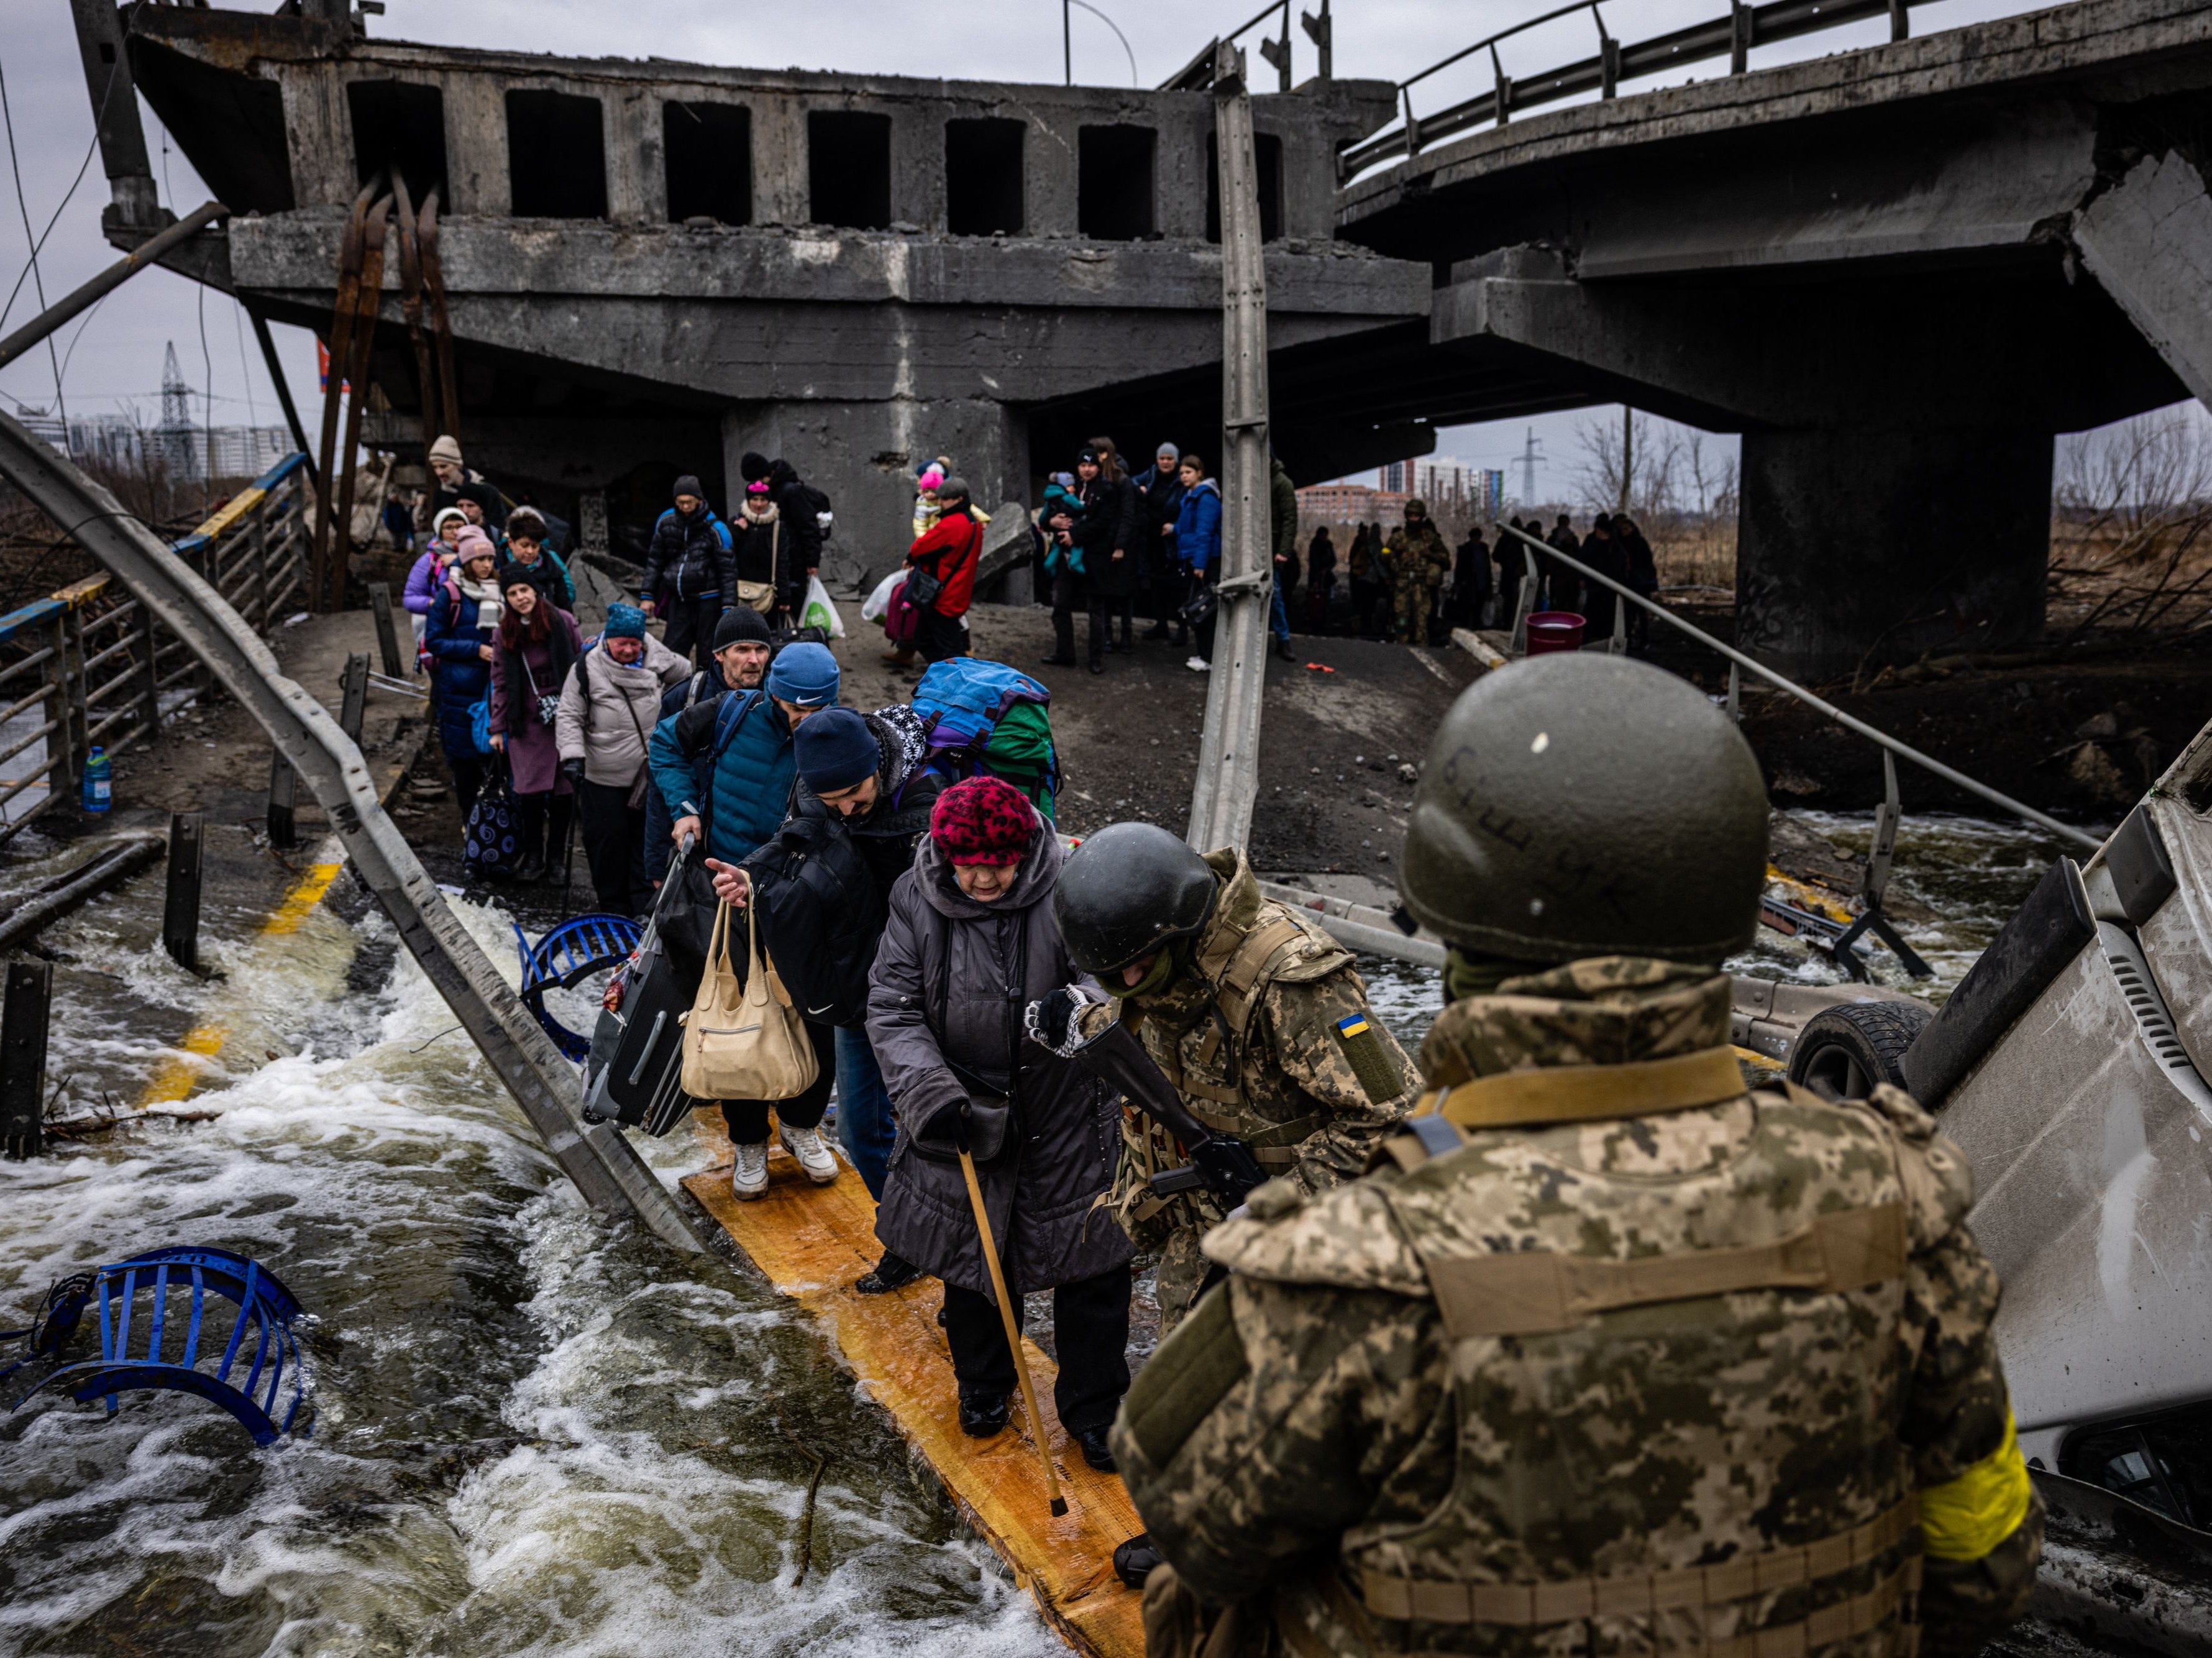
top-left (1525, 611), bottom-right (1587, 656)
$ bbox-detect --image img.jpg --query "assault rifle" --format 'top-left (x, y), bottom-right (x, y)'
top-left (1067, 1019), bottom-right (1268, 1207)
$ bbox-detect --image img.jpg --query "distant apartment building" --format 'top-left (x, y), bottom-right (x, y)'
top-left (24, 413), bottom-right (291, 479)
top-left (1295, 482), bottom-right (1409, 524)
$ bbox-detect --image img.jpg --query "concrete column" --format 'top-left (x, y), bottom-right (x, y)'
top-left (1029, 111), bottom-right (1079, 235)
top-left (1735, 424), bottom-right (2051, 680)
top-left (442, 74), bottom-right (510, 215)
top-left (723, 396), bottom-right (1028, 598)
top-left (280, 66), bottom-right (350, 209)
top-left (605, 83), bottom-right (657, 224)
top-left (752, 95), bottom-right (808, 227)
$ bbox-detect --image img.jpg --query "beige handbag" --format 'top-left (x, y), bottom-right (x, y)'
top-left (679, 899), bottom-right (818, 1101)
top-left (735, 521), bottom-right (780, 613)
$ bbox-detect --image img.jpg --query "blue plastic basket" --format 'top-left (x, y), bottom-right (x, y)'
top-left (512, 912), bottom-right (644, 1061)
top-left (4, 1247), bottom-right (309, 1445)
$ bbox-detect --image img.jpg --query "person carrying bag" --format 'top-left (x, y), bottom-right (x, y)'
top-left (680, 899), bottom-right (818, 1103)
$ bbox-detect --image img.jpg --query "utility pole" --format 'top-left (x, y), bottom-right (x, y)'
top-left (1186, 39), bottom-right (1272, 854)
top-left (1064, 0), bottom-right (1073, 84)
top-left (1620, 406), bottom-right (1634, 512)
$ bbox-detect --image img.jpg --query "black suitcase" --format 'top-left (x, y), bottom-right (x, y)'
top-left (582, 859), bottom-right (706, 1136)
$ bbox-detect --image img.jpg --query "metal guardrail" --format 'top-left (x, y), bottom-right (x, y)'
top-left (0, 452), bottom-right (311, 840)
top-left (0, 407), bottom-right (706, 1253)
top-left (1491, 521), bottom-right (2101, 853)
top-left (1340, 0), bottom-right (1931, 178)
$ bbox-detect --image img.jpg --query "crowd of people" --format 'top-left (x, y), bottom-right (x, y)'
top-left (1020, 431), bottom-right (1665, 664)
top-left (1302, 504), bottom-right (1663, 646)
top-left (395, 437), bottom-right (983, 905)
top-left (393, 434), bottom-right (1428, 1468)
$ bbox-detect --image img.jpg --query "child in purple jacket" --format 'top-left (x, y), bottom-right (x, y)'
top-left (403, 506), bottom-right (468, 651)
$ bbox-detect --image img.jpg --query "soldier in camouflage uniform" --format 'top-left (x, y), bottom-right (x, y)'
top-left (1115, 653), bottom-right (2042, 1658)
top-left (1049, 822), bottom-right (1420, 1333)
top-left (1383, 500), bottom-right (1451, 644)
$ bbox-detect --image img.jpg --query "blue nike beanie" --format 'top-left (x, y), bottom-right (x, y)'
top-left (765, 640), bottom-right (839, 708)
top-left (795, 707), bottom-right (879, 794)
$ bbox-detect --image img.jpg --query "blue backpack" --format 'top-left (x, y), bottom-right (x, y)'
top-left (911, 659), bottom-right (1059, 815)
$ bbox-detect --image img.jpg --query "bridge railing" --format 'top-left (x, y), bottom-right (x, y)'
top-left (1340, 0), bottom-right (1932, 180)
top-left (0, 452), bottom-right (311, 838)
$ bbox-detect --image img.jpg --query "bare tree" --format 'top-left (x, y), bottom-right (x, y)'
top-left (2052, 407), bottom-right (2212, 640)
top-left (1573, 409), bottom-right (1676, 520)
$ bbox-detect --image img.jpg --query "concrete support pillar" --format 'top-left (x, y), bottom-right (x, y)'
top-left (1735, 424), bottom-right (2050, 680)
top-left (721, 397), bottom-right (1028, 598)
top-left (2075, 151), bottom-right (2212, 414)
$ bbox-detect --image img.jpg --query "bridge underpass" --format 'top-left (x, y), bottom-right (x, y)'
top-left (1333, 0), bottom-right (2212, 677)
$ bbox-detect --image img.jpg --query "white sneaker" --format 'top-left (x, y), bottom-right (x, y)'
top-left (780, 1120), bottom-right (839, 1184)
top-left (731, 1141), bottom-right (769, 1200)
top-left (1186, 656), bottom-right (1210, 672)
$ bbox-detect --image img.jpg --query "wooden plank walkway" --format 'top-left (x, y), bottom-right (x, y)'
top-left (682, 1127), bottom-right (1145, 1658)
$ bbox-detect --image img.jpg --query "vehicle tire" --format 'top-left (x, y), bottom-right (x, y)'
top-left (1786, 1000), bottom-right (1935, 1102)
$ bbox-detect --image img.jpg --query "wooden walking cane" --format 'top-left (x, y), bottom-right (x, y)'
top-left (956, 1131), bottom-right (1067, 1517)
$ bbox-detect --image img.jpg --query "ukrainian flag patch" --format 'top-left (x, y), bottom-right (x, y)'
top-left (1330, 1012), bottom-right (1400, 1104)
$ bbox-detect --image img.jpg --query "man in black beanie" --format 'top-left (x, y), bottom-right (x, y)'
top-left (640, 475), bottom-right (738, 669)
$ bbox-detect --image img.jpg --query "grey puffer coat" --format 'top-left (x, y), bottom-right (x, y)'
top-left (867, 825), bottom-right (1132, 1297)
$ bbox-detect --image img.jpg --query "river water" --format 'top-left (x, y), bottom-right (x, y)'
top-left (0, 810), bottom-right (2074, 1656)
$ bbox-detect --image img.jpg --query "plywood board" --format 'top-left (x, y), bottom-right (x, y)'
top-left (682, 1129), bottom-right (1145, 1658)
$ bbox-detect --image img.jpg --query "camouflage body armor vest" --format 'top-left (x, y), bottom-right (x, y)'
top-left (1337, 1079), bottom-right (1925, 1656)
top-left (1117, 851), bottom-right (1356, 1229)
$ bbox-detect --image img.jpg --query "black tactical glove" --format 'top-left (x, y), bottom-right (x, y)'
top-left (560, 756), bottom-right (586, 785)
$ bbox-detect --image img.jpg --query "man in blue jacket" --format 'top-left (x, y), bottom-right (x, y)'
top-left (639, 475), bottom-right (738, 669)
top-left (643, 607), bottom-right (774, 884)
top-left (1174, 453), bottom-right (1222, 672)
top-left (648, 639), bottom-right (842, 1198)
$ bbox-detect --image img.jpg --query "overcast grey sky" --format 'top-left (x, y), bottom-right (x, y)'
top-left (0, 0), bottom-right (2130, 504)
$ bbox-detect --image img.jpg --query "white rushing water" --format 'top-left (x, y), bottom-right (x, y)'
top-left (0, 808), bottom-right (2063, 1654)
top-left (0, 847), bottom-right (1055, 1658)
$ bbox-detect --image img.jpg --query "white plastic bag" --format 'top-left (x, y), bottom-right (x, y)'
top-left (802, 573), bottom-right (848, 639)
top-left (860, 567), bottom-right (903, 623)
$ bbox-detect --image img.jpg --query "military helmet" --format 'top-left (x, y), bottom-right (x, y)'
top-left (1056, 822), bottom-right (1219, 975)
top-left (1399, 654), bottom-right (1768, 963)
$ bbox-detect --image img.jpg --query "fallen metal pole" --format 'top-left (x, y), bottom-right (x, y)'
top-left (1186, 40), bottom-right (1274, 854)
top-left (1494, 522), bottom-right (2099, 853)
top-left (0, 410), bottom-right (706, 1253)
top-left (0, 201), bottom-right (227, 373)
top-left (0, 836), bottom-right (165, 955)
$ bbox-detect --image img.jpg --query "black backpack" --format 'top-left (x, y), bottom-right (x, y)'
top-left (798, 482), bottom-right (834, 540)
top-left (743, 805), bottom-right (884, 1027)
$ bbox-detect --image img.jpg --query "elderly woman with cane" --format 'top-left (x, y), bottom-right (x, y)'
top-left (865, 775), bottom-right (1133, 1472)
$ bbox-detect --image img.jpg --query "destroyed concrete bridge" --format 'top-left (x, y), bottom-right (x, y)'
top-left (65, 0), bottom-right (2212, 672)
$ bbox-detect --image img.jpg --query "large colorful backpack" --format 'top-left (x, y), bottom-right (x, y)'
top-left (911, 658), bottom-right (1060, 818)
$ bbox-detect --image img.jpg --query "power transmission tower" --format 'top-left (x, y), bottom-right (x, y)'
top-left (1517, 426), bottom-right (1545, 506)
top-left (159, 342), bottom-right (198, 482)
